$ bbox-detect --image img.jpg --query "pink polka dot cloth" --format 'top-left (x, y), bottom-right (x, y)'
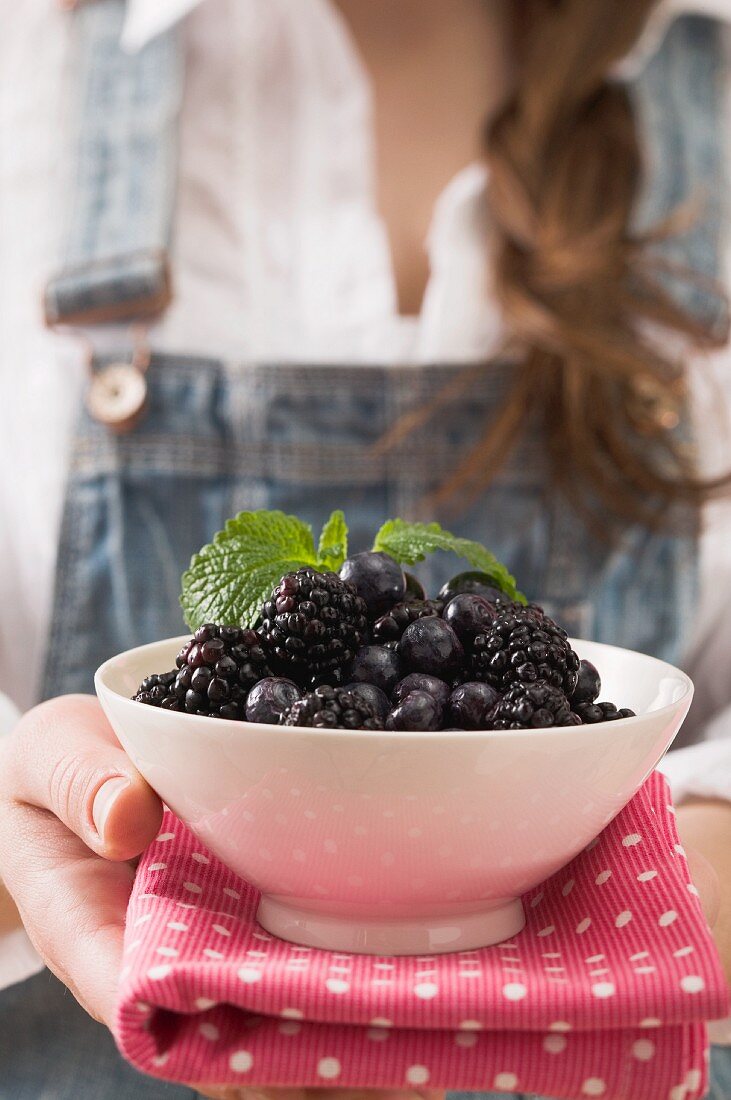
top-left (115, 773), bottom-right (729, 1100)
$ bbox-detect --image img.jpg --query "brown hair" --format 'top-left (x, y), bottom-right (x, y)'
top-left (389, 0), bottom-right (730, 531)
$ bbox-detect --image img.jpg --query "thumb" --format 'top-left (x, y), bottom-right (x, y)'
top-left (9, 694), bottom-right (163, 861)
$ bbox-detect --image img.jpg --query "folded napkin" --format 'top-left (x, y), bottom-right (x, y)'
top-left (115, 773), bottom-right (729, 1100)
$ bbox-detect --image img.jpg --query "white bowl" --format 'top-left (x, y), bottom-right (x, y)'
top-left (96, 637), bottom-right (692, 956)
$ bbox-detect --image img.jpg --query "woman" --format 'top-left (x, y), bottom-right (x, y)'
top-left (0, 1), bottom-right (730, 1097)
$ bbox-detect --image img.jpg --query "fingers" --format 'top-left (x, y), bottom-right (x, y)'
top-left (0, 797), bottom-right (132, 1025)
top-left (4, 694), bottom-right (162, 860)
top-left (0, 694), bottom-right (165, 1025)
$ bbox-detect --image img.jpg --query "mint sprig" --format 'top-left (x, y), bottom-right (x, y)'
top-left (372, 519), bottom-right (526, 603)
top-left (181, 510), bottom-right (348, 629)
top-left (180, 509), bottom-right (524, 629)
top-left (317, 510), bottom-right (348, 572)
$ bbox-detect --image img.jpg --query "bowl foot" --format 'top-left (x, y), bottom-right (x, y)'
top-left (256, 896), bottom-right (525, 955)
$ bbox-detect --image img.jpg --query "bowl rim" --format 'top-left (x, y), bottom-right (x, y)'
top-left (95, 633), bottom-right (694, 742)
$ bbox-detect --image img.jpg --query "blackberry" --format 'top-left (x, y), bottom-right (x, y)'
top-left (132, 670), bottom-right (177, 708)
top-left (281, 684), bottom-right (384, 730)
top-left (372, 599), bottom-right (442, 642)
top-left (490, 680), bottom-right (574, 730)
top-left (259, 568), bottom-right (368, 688)
top-left (134, 623), bottom-right (272, 719)
top-left (471, 606), bottom-right (579, 695)
top-left (574, 701), bottom-right (636, 724)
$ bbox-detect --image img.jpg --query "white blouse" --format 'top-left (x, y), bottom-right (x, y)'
top-left (2, 0), bottom-right (731, 990)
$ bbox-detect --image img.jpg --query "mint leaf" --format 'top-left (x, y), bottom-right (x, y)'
top-left (317, 510), bottom-right (348, 572)
top-left (181, 511), bottom-right (318, 629)
top-left (373, 519), bottom-right (525, 603)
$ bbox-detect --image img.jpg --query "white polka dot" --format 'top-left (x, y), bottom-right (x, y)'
top-left (659, 910), bottom-right (678, 927)
top-left (576, 918), bottom-right (592, 934)
top-left (530, 892), bottom-right (544, 908)
top-left (326, 978), bottom-right (350, 994)
top-left (455, 1031), bottom-right (478, 1048)
top-left (680, 975), bottom-right (705, 994)
top-left (237, 967), bottom-right (262, 984)
top-left (278, 1021), bottom-right (301, 1036)
top-left (561, 878), bottom-right (576, 897)
top-left (685, 1068), bottom-right (702, 1091)
top-left (634, 966), bottom-right (657, 975)
top-left (368, 1027), bottom-right (391, 1042)
top-left (381, 851), bottom-right (396, 866)
top-left (687, 883), bottom-right (700, 897)
top-left (149, 862), bottom-right (167, 871)
top-left (199, 1022), bottom-right (219, 1041)
top-left (623, 833), bottom-right (642, 847)
top-left (323, 839), bottom-right (337, 854)
top-left (581, 1078), bottom-right (606, 1096)
top-left (549, 1021), bottom-right (572, 1032)
top-left (502, 982), bottom-right (527, 1001)
top-left (196, 997), bottom-right (216, 1010)
top-left (639, 1017), bottom-right (662, 1028)
top-left (637, 870), bottom-right (657, 882)
top-left (167, 921), bottom-right (188, 932)
top-left (212, 923), bottom-right (231, 937)
top-left (230, 1050), bottom-right (253, 1073)
top-left (494, 1072), bottom-right (518, 1090)
top-left (242, 810), bottom-right (254, 822)
top-left (632, 1039), bottom-right (655, 1061)
top-left (191, 853), bottom-right (210, 864)
top-left (669, 1087), bottom-right (687, 1100)
top-left (280, 1007), bottom-right (303, 1019)
top-left (591, 982), bottom-right (616, 999)
top-left (152, 1053), bottom-right (169, 1068)
top-left (354, 825), bottom-right (368, 836)
top-left (674, 946), bottom-right (694, 958)
top-left (223, 887), bottom-right (240, 899)
top-left (675, 843), bottom-right (686, 856)
top-left (408, 827), bottom-right (422, 838)
top-left (147, 965), bottom-right (172, 981)
top-left (414, 981), bottom-right (439, 999)
top-left (615, 910), bottom-right (633, 928)
top-left (537, 925), bottom-right (555, 938)
top-left (406, 1065), bottom-right (430, 1085)
top-left (544, 1034), bottom-right (567, 1054)
top-left (370, 1016), bottom-right (393, 1028)
top-left (290, 788), bottom-right (301, 797)
top-left (586, 954), bottom-right (605, 964)
top-left (585, 837), bottom-right (600, 850)
top-left (304, 809), bottom-right (316, 820)
top-left (183, 882), bottom-right (202, 895)
top-left (134, 914), bottom-right (152, 927)
top-left (156, 946), bottom-right (179, 957)
top-left (459, 1020), bottom-right (482, 1030)
top-left (156, 832), bottom-right (175, 842)
top-left (203, 948), bottom-right (224, 960)
top-left (595, 870), bottom-right (612, 885)
top-left (317, 1057), bottom-right (341, 1080)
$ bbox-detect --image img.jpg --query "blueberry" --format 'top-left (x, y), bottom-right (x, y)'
top-left (442, 593), bottom-right (498, 644)
top-left (448, 681), bottom-right (500, 729)
top-left (398, 617), bottom-right (464, 679)
top-left (339, 551), bottom-right (407, 618)
top-left (404, 572), bottom-right (426, 601)
top-left (571, 659), bottom-right (601, 705)
top-left (245, 677), bottom-right (302, 724)
top-left (350, 644), bottom-right (402, 695)
top-left (393, 673), bottom-right (450, 712)
top-left (386, 690), bottom-right (442, 731)
top-left (438, 571), bottom-right (505, 604)
top-left (344, 681), bottom-right (391, 722)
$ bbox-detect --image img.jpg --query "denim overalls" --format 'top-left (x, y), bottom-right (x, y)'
top-left (2, 7), bottom-right (730, 1099)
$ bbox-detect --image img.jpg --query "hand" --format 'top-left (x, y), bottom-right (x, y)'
top-left (0, 694), bottom-right (163, 1025)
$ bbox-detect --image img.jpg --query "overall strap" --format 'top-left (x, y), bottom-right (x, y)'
top-left (630, 14), bottom-right (728, 336)
top-left (44, 0), bottom-right (183, 326)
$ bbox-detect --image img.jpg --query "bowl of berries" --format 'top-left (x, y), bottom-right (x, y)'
top-left (96, 512), bottom-right (693, 955)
